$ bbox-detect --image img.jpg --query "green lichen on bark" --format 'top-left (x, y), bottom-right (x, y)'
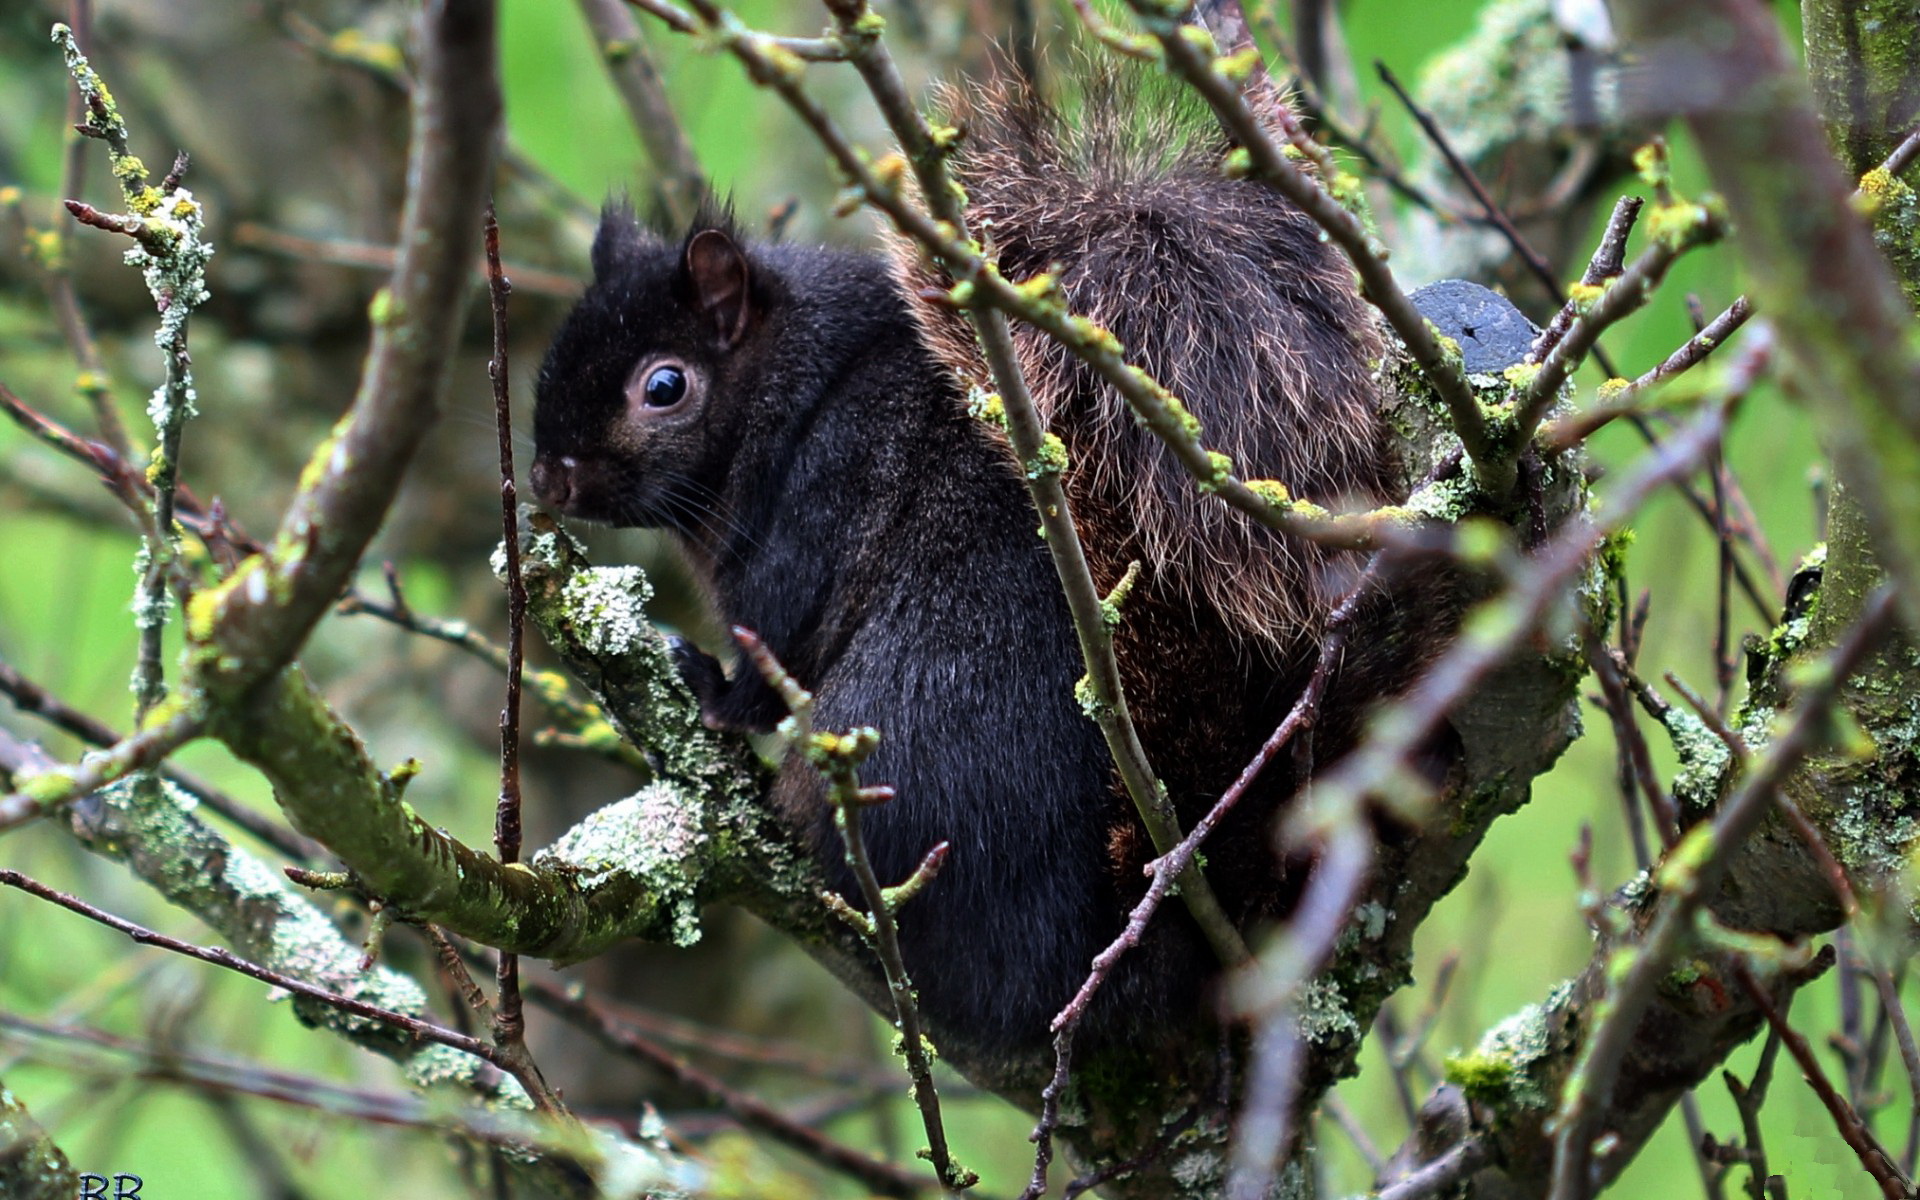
top-left (1442, 980), bottom-right (1576, 1115)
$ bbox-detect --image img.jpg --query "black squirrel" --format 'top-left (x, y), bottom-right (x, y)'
top-left (528, 77), bottom-right (1416, 1054)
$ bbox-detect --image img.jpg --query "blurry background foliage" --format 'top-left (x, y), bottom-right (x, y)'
top-left (0, 0), bottom-right (1885, 1196)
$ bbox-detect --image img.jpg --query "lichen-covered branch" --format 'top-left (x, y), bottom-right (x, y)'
top-left (0, 1075), bottom-right (77, 1200)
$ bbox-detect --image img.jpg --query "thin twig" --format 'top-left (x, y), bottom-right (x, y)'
top-left (521, 965), bottom-right (933, 1197)
top-left (1544, 298), bottom-right (1755, 450)
top-left (1726, 1020), bottom-right (1785, 1200)
top-left (0, 1013), bottom-right (591, 1164)
top-left (1319, 1093), bottom-right (1387, 1182)
top-left (231, 223), bottom-right (581, 299)
top-left (1878, 123), bottom-right (1920, 179)
top-left (481, 202), bottom-right (552, 1114)
top-left (1512, 211), bottom-right (1727, 447)
top-left (1375, 60), bottom-right (1589, 355)
top-left (1736, 964), bottom-right (1910, 1199)
top-left (1378, 1137), bottom-right (1494, 1200)
top-left (1588, 635), bottom-right (1680, 850)
top-left (0, 705), bottom-right (204, 834)
top-left (1535, 197), bottom-right (1644, 361)
top-left (576, 0), bottom-right (707, 226)
top-left (1873, 964), bottom-right (1920, 1176)
top-left (54, 27), bottom-right (214, 721)
top-left (1227, 821), bottom-right (1375, 1200)
top-left (0, 870), bottom-right (518, 1078)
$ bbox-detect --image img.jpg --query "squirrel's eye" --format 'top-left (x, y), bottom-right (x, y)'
top-left (642, 365), bottom-right (687, 409)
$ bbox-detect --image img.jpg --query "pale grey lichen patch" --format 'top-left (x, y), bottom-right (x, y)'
top-left (562, 567), bottom-right (656, 658)
top-left (501, 516), bottom-right (586, 583)
top-left (1170, 1145), bottom-right (1226, 1190)
top-left (1666, 704), bottom-right (1734, 815)
top-left (74, 779), bottom-right (508, 1099)
top-left (1418, 0), bottom-right (1614, 168)
top-left (1354, 901), bottom-right (1390, 941)
top-left (1405, 470), bottom-right (1478, 522)
top-left (1294, 976), bottom-right (1361, 1046)
top-left (537, 783), bottom-right (708, 946)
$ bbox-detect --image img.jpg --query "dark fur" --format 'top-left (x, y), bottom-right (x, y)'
top-left (531, 83), bottom-right (1421, 1053)
top-left (533, 206), bottom-right (1202, 1052)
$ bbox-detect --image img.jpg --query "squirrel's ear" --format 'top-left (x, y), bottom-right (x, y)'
top-left (591, 205), bottom-right (643, 280)
top-left (685, 228), bottom-right (753, 348)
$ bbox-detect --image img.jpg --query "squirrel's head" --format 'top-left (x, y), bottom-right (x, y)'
top-left (531, 204), bottom-right (770, 537)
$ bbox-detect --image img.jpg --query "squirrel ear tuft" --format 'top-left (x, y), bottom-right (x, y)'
top-left (591, 203), bottom-right (644, 280)
top-left (685, 228), bottom-right (753, 348)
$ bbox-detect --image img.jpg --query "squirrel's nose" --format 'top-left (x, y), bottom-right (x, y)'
top-left (530, 455), bottom-right (576, 509)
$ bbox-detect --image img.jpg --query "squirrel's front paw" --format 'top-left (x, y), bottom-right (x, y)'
top-left (667, 635), bottom-right (728, 726)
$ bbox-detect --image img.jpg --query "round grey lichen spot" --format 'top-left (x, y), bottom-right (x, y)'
top-left (538, 782), bottom-right (707, 946)
top-left (562, 567), bottom-right (656, 657)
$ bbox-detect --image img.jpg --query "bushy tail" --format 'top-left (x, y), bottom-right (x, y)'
top-left (895, 70), bottom-right (1389, 649)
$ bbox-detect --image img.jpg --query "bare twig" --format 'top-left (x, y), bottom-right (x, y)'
top-left (1512, 204), bottom-right (1727, 445)
top-left (520, 964), bottom-right (932, 1196)
top-left (1228, 821), bottom-right (1376, 1200)
top-left (1725, 1021), bottom-right (1785, 1200)
top-left (1879, 123), bottom-right (1920, 180)
top-left (1535, 197), bottom-right (1644, 360)
top-left (576, 0), bottom-right (706, 226)
top-left (1319, 1093), bottom-right (1387, 1182)
top-left (0, 870), bottom-right (519, 1078)
top-left (1588, 634), bottom-right (1680, 850)
top-left (0, 704), bottom-right (203, 833)
top-left (480, 201), bottom-right (553, 1114)
top-left (1736, 964), bottom-right (1910, 1199)
top-left (231, 223), bottom-right (581, 299)
top-left (1874, 964), bottom-right (1920, 1175)
top-left (1375, 60), bottom-right (1585, 350)
top-left (1544, 297), bottom-right (1755, 450)
top-left (1378, 1136), bottom-right (1494, 1200)
top-left (0, 1013), bottom-right (604, 1167)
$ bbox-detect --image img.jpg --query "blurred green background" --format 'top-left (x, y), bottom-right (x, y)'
top-left (0, 0), bottom-right (1899, 1197)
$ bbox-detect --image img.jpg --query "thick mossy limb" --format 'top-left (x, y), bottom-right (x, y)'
top-left (214, 668), bottom-right (713, 961)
